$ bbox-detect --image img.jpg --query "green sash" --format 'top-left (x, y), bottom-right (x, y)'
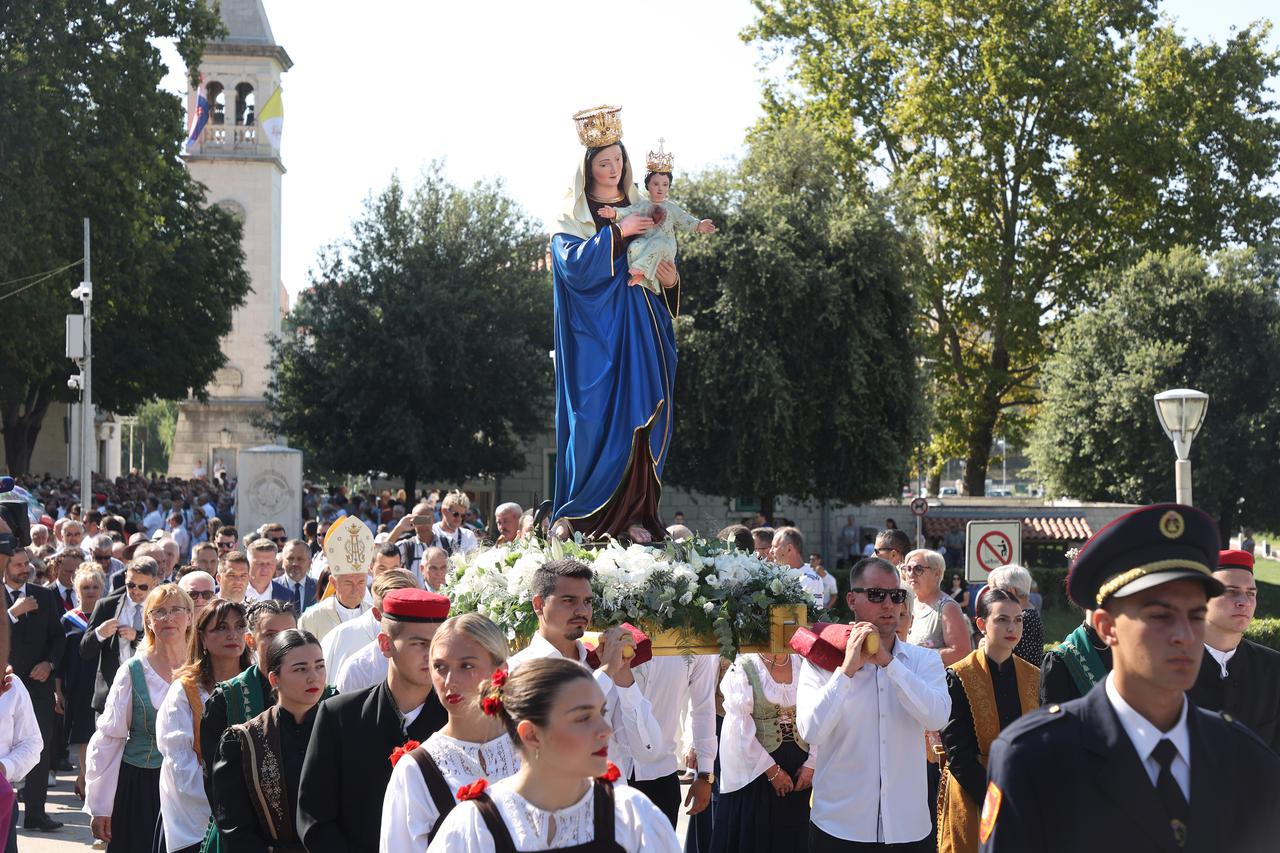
top-left (1053, 624), bottom-right (1107, 698)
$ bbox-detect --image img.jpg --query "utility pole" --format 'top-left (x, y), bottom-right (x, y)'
top-left (77, 220), bottom-right (92, 513)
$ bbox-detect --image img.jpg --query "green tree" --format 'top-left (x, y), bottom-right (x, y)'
top-left (264, 169), bottom-right (551, 497)
top-left (1028, 247), bottom-right (1280, 536)
top-left (666, 122), bottom-right (920, 518)
top-left (746, 0), bottom-right (1280, 494)
top-left (0, 1), bottom-right (249, 475)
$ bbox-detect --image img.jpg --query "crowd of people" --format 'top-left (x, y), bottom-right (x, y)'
top-left (0, 489), bottom-right (1278, 852)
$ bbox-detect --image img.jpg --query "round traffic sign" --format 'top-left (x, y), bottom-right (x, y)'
top-left (910, 497), bottom-right (929, 517)
top-left (975, 530), bottom-right (1013, 573)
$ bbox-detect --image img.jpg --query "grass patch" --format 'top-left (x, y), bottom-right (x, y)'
top-left (1252, 557), bottom-right (1280, 619)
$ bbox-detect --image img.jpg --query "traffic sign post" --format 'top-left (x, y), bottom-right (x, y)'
top-left (965, 520), bottom-right (1022, 583)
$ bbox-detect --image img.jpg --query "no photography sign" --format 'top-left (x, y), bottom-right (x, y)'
top-left (965, 520), bottom-right (1022, 583)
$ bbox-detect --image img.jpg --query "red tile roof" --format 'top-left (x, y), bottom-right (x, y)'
top-left (922, 516), bottom-right (1092, 544)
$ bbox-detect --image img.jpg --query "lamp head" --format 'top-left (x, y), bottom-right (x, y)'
top-left (1153, 388), bottom-right (1208, 460)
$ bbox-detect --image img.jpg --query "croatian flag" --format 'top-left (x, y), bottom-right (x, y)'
top-left (187, 92), bottom-right (210, 151)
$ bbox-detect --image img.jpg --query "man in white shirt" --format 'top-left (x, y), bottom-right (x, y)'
top-left (322, 570), bottom-right (416, 683)
top-left (631, 654), bottom-right (719, 827)
top-left (141, 498), bottom-right (165, 538)
top-left (798, 556), bottom-right (950, 851)
top-left (507, 558), bottom-right (662, 781)
top-left (0, 674), bottom-right (45, 849)
top-left (811, 552), bottom-right (839, 608)
top-left (165, 511), bottom-right (191, 561)
top-left (982, 503), bottom-right (1280, 852)
top-left (215, 550), bottom-right (251, 604)
top-left (771, 527), bottom-right (826, 609)
top-left (432, 490), bottom-right (477, 557)
top-left (243, 538), bottom-right (278, 603)
top-left (493, 501), bottom-right (523, 545)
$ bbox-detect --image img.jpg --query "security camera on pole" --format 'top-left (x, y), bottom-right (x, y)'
top-left (1153, 388), bottom-right (1209, 506)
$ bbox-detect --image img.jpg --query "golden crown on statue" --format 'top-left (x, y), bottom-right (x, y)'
top-left (573, 105), bottom-right (623, 148)
top-left (646, 138), bottom-right (674, 174)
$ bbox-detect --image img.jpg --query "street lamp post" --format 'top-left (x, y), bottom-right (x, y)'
top-left (1153, 389), bottom-right (1209, 506)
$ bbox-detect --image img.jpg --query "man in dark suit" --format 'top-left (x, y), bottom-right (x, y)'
top-left (1188, 548), bottom-right (1280, 753)
top-left (271, 539), bottom-right (317, 616)
top-left (297, 589), bottom-right (449, 853)
top-left (80, 556), bottom-right (159, 713)
top-left (5, 545), bottom-right (66, 830)
top-left (982, 505), bottom-right (1280, 853)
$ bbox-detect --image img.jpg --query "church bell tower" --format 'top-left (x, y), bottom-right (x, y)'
top-left (170, 0), bottom-right (292, 479)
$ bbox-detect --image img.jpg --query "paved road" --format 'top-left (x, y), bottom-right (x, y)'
top-left (16, 768), bottom-right (693, 852)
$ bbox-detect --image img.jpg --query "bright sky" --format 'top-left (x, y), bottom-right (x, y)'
top-left (159, 0), bottom-right (1276, 302)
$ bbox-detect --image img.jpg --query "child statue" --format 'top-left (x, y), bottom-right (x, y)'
top-left (597, 140), bottom-right (716, 293)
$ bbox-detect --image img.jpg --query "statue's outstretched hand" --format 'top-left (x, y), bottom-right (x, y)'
top-left (696, 219), bottom-right (717, 234)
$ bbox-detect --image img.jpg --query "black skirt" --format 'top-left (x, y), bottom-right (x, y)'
top-left (709, 740), bottom-right (812, 853)
top-left (108, 762), bottom-right (161, 853)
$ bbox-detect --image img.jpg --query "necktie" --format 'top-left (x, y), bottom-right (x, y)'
top-left (63, 587), bottom-right (74, 611)
top-left (1152, 738), bottom-right (1188, 847)
top-left (291, 581), bottom-right (302, 614)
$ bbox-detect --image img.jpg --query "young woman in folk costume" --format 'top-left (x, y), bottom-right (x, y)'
top-left (937, 588), bottom-right (1040, 853)
top-left (380, 613), bottom-right (521, 849)
top-left (156, 600), bottom-right (250, 853)
top-left (211, 629), bottom-right (326, 853)
top-left (427, 657), bottom-right (680, 852)
top-left (84, 584), bottom-right (195, 852)
top-left (548, 105), bottom-right (683, 545)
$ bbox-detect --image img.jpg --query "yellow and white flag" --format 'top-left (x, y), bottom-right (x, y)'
top-left (258, 87), bottom-right (284, 151)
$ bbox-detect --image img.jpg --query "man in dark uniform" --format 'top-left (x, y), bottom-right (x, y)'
top-left (981, 504), bottom-right (1280, 853)
top-left (1187, 548), bottom-right (1280, 753)
top-left (297, 589), bottom-right (449, 853)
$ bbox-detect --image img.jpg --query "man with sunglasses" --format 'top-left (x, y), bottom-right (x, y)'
top-left (177, 570), bottom-right (218, 618)
top-left (873, 528), bottom-right (912, 568)
top-left (798, 556), bottom-right (950, 852)
top-left (80, 556), bottom-right (160, 714)
top-left (431, 490), bottom-right (477, 557)
top-left (89, 534), bottom-right (124, 588)
top-left (214, 526), bottom-right (239, 556)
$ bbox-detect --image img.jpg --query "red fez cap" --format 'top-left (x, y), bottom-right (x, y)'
top-left (381, 589), bottom-right (449, 623)
top-left (1218, 549), bottom-right (1255, 572)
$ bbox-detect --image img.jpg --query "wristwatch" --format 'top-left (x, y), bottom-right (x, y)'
top-left (696, 772), bottom-right (715, 784)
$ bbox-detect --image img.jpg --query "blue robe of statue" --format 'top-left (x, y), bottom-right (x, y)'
top-left (550, 222), bottom-right (678, 536)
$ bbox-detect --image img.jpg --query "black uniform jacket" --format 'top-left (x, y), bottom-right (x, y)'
top-left (8, 582), bottom-right (64, 697)
top-left (981, 682), bottom-right (1280, 853)
top-left (295, 680), bottom-right (447, 853)
top-left (1187, 638), bottom-right (1280, 754)
top-left (80, 588), bottom-right (129, 712)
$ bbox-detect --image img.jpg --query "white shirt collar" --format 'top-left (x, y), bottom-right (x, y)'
top-left (528, 630), bottom-right (588, 664)
top-left (1205, 643), bottom-right (1237, 679)
top-left (1104, 673), bottom-right (1191, 768)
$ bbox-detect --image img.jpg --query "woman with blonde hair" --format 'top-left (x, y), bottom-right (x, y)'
top-left (380, 613), bottom-right (519, 849)
top-left (157, 600), bottom-right (251, 853)
top-left (902, 549), bottom-right (972, 666)
top-left (84, 584), bottom-right (195, 852)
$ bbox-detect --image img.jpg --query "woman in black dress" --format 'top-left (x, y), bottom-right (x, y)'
top-left (212, 629), bottom-right (326, 853)
top-left (59, 562), bottom-right (105, 799)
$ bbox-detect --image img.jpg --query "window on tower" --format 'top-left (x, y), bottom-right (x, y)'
top-left (206, 82), bottom-right (226, 126)
top-left (235, 83), bottom-right (256, 126)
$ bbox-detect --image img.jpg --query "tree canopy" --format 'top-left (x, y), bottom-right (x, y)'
top-left (745, 0), bottom-right (1280, 493)
top-left (666, 122), bottom-right (920, 517)
top-left (1028, 247), bottom-right (1280, 536)
top-left (0, 0), bottom-right (250, 474)
top-left (264, 169), bottom-right (552, 496)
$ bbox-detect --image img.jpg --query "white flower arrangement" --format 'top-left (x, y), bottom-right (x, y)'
top-left (446, 535), bottom-right (816, 659)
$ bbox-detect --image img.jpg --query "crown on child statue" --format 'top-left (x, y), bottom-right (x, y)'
top-left (573, 105), bottom-right (623, 148)
top-left (646, 138), bottom-right (674, 174)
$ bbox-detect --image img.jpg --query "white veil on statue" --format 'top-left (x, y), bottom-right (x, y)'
top-left (553, 148), bottom-right (643, 241)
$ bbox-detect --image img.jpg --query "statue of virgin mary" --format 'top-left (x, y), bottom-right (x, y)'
top-left (549, 106), bottom-right (681, 543)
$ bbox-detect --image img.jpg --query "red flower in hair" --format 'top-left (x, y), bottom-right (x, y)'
top-left (597, 761), bottom-right (621, 783)
top-left (480, 696), bottom-right (504, 716)
top-left (389, 739), bottom-right (421, 767)
top-left (457, 778), bottom-right (489, 801)
top-left (490, 668), bottom-right (508, 688)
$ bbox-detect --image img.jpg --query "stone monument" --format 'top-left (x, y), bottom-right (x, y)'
top-left (169, 0), bottom-right (292, 477)
top-left (235, 444), bottom-right (302, 539)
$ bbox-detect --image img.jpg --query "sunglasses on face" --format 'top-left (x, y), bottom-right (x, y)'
top-left (901, 563), bottom-right (930, 576)
top-left (268, 536), bottom-right (287, 545)
top-left (187, 590), bottom-right (216, 601)
top-left (852, 587), bottom-right (908, 604)
top-left (874, 547), bottom-right (897, 556)
top-left (125, 582), bottom-right (152, 592)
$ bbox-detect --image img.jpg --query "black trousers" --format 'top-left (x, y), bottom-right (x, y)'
top-left (629, 771), bottom-right (681, 829)
top-left (808, 823), bottom-right (933, 852)
top-left (21, 686), bottom-right (55, 819)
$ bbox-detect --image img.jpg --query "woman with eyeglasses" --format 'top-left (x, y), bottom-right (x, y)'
top-left (902, 550), bottom-right (972, 667)
top-left (59, 563), bottom-right (107, 800)
top-left (937, 588), bottom-right (1040, 853)
top-left (84, 584), bottom-right (195, 852)
top-left (157, 600), bottom-right (251, 853)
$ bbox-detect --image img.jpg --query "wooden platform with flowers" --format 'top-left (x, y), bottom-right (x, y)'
top-left (445, 536), bottom-right (814, 659)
